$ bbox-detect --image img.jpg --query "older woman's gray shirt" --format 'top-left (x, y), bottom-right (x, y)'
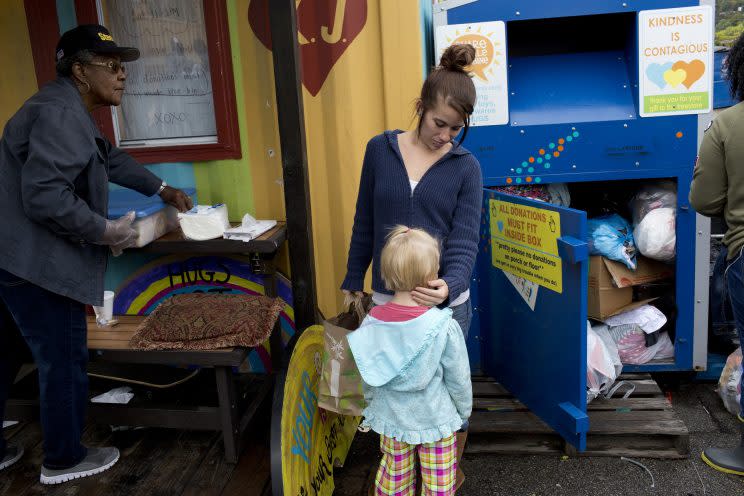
top-left (0, 77), bottom-right (162, 305)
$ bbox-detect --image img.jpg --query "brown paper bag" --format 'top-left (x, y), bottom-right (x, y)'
top-left (317, 293), bottom-right (371, 415)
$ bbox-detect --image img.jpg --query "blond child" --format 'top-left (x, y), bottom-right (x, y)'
top-left (347, 226), bottom-right (472, 495)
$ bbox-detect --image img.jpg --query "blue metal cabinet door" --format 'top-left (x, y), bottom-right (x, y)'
top-left (478, 189), bottom-right (590, 451)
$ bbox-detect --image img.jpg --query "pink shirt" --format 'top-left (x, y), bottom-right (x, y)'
top-left (369, 302), bottom-right (429, 322)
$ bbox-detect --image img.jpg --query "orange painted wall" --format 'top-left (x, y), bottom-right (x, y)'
top-left (0, 0), bottom-right (38, 135)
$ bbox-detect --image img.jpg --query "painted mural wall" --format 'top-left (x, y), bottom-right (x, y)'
top-left (0, 0), bottom-right (427, 319)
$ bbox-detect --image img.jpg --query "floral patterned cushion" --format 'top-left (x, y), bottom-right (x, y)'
top-left (129, 293), bottom-right (283, 351)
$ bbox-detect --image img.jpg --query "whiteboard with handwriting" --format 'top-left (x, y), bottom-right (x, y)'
top-left (102, 0), bottom-right (217, 144)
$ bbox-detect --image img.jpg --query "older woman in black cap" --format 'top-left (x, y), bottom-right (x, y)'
top-left (0, 24), bottom-right (192, 484)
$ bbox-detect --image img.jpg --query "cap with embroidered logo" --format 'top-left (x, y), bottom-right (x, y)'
top-left (56, 24), bottom-right (139, 63)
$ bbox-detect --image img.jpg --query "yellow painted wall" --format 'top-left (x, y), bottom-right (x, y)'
top-left (237, 0), bottom-right (424, 316)
top-left (302, 1), bottom-right (424, 316)
top-left (231, 0), bottom-right (286, 223)
top-left (0, 0), bottom-right (38, 134)
top-left (192, 0), bottom-right (290, 276)
top-left (193, 0), bottom-right (266, 222)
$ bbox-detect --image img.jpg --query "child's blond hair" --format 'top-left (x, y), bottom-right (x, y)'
top-left (380, 226), bottom-right (440, 292)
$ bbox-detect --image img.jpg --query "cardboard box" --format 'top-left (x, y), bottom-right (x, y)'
top-left (601, 256), bottom-right (675, 289)
top-left (587, 255), bottom-right (673, 320)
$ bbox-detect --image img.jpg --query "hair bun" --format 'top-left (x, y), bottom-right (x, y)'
top-left (439, 44), bottom-right (475, 72)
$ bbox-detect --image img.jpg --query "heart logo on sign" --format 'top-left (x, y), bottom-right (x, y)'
top-left (663, 68), bottom-right (687, 88)
top-left (497, 220), bottom-right (504, 232)
top-left (646, 62), bottom-right (673, 89)
top-left (672, 59), bottom-right (706, 89)
top-left (248, 0), bottom-right (368, 96)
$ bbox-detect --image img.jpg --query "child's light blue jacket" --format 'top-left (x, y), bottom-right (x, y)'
top-left (347, 307), bottom-right (472, 445)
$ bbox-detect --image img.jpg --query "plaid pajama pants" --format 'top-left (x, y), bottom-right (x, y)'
top-left (374, 434), bottom-right (457, 495)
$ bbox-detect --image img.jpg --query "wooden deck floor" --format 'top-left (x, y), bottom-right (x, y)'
top-left (1, 373), bottom-right (691, 495)
top-left (0, 369), bottom-right (271, 496)
top-left (0, 419), bottom-right (384, 496)
top-left (0, 411), bottom-right (272, 496)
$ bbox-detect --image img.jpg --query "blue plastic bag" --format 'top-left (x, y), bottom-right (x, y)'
top-left (587, 214), bottom-right (637, 270)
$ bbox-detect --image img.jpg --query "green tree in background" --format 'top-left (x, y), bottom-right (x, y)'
top-left (717, 0), bottom-right (744, 46)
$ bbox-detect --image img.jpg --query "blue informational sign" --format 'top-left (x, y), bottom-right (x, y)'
top-left (479, 190), bottom-right (589, 451)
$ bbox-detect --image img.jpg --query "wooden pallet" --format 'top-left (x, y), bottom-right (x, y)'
top-left (467, 374), bottom-right (689, 459)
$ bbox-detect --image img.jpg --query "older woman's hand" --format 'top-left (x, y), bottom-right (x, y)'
top-left (159, 186), bottom-right (193, 212)
top-left (411, 279), bottom-right (449, 307)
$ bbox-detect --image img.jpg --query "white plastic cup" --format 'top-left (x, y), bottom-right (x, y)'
top-left (93, 291), bottom-right (115, 326)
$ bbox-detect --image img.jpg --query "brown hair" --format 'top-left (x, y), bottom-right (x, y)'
top-left (417, 44), bottom-right (477, 146)
top-left (380, 226), bottom-right (440, 292)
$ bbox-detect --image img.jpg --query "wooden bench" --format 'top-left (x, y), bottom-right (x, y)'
top-left (90, 316), bottom-right (276, 463)
top-left (7, 224), bottom-right (287, 463)
top-left (8, 317), bottom-right (277, 465)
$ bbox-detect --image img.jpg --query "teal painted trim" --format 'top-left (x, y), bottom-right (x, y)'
top-left (56, 0), bottom-right (77, 33)
top-left (420, 0), bottom-right (434, 78)
top-left (144, 163), bottom-right (196, 190)
top-left (104, 252), bottom-right (160, 293)
top-left (108, 162), bottom-right (197, 191)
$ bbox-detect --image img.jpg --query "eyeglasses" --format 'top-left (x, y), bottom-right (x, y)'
top-left (87, 60), bottom-right (126, 75)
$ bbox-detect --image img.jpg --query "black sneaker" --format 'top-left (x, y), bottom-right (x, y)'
top-left (40, 446), bottom-right (119, 485)
top-left (0, 443), bottom-right (24, 471)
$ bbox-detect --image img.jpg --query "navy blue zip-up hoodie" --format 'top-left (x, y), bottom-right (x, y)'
top-left (341, 130), bottom-right (483, 303)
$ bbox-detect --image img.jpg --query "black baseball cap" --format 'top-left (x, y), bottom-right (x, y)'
top-left (56, 24), bottom-right (139, 62)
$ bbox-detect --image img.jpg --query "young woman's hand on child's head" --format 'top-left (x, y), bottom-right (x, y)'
top-left (411, 279), bottom-right (449, 306)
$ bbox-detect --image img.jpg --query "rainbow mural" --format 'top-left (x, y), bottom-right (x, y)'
top-left (114, 254), bottom-right (295, 373)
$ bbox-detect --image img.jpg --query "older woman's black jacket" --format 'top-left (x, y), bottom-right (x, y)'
top-left (0, 77), bottom-right (162, 305)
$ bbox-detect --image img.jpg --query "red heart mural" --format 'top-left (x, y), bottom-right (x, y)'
top-left (248, 0), bottom-right (368, 96)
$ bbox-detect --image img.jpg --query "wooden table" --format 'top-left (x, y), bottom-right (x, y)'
top-left (135, 222), bottom-right (286, 255)
top-left (7, 224), bottom-right (287, 463)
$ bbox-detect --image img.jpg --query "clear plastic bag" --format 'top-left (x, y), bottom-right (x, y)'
top-left (630, 183), bottom-right (677, 226)
top-left (605, 324), bottom-right (674, 365)
top-left (631, 184), bottom-right (677, 262)
top-left (635, 208), bottom-right (676, 262)
top-left (593, 324), bottom-right (623, 378)
top-left (547, 183), bottom-right (571, 207)
top-left (587, 322), bottom-right (622, 403)
top-left (718, 347), bottom-right (742, 416)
